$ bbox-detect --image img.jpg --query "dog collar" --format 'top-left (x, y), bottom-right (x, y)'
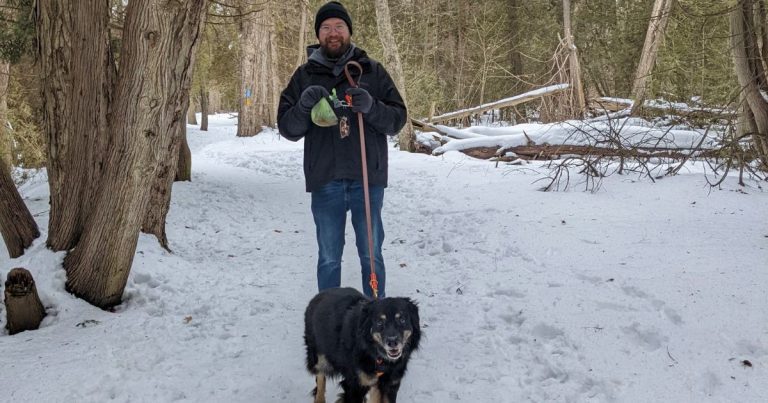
top-left (375, 357), bottom-right (386, 377)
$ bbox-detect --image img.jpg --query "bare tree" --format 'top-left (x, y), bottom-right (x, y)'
top-left (455, 1), bottom-right (469, 110)
top-left (295, 0), bottom-right (309, 71)
top-left (374, 0), bottom-right (416, 151)
top-left (630, 0), bottom-right (673, 115)
top-left (731, 0), bottom-right (768, 169)
top-left (562, 0), bottom-right (586, 116)
top-left (236, 0), bottom-right (277, 136)
top-left (36, 0), bottom-right (208, 308)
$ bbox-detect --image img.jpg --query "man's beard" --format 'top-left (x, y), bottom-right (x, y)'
top-left (321, 38), bottom-right (351, 59)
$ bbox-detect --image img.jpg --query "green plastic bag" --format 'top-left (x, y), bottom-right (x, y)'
top-left (311, 89), bottom-right (338, 127)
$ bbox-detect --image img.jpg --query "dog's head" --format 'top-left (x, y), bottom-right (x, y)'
top-left (359, 297), bottom-right (421, 362)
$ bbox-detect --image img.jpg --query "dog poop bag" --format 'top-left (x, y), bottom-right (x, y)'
top-left (311, 97), bottom-right (338, 127)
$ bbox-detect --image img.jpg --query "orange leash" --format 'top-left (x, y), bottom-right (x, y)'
top-left (344, 61), bottom-right (378, 299)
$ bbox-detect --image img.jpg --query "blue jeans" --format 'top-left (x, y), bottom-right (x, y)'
top-left (311, 179), bottom-right (386, 298)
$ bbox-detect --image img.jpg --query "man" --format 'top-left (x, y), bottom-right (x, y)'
top-left (277, 1), bottom-right (407, 298)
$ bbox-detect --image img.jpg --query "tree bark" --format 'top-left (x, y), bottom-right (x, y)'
top-left (374, 0), bottom-right (416, 152)
top-left (0, 157), bottom-right (39, 258)
top-left (36, 0), bottom-right (114, 251)
top-left (630, 0), bottom-right (673, 115)
top-left (142, 120), bottom-right (184, 251)
top-left (144, 94), bottom-right (196, 248)
top-left (63, 0), bottom-right (207, 308)
top-left (237, 1), bottom-right (276, 136)
top-left (4, 268), bottom-right (46, 335)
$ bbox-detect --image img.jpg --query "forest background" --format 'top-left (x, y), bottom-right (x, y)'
top-left (0, 0), bottom-right (735, 171)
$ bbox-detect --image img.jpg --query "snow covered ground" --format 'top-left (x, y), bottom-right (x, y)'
top-left (2, 114), bottom-right (767, 402)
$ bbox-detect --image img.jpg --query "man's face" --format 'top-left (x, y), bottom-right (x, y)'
top-left (318, 17), bottom-right (351, 59)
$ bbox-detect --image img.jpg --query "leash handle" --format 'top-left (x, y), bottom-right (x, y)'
top-left (344, 61), bottom-right (363, 88)
top-left (344, 61), bottom-right (378, 300)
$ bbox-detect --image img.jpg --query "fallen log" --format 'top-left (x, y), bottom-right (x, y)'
top-left (456, 144), bottom-right (727, 161)
top-left (410, 118), bottom-right (448, 136)
top-left (4, 268), bottom-right (46, 335)
top-left (427, 84), bottom-right (570, 124)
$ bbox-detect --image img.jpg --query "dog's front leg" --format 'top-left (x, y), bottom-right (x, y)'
top-left (314, 374), bottom-right (327, 403)
top-left (381, 379), bottom-right (400, 403)
top-left (367, 385), bottom-right (382, 403)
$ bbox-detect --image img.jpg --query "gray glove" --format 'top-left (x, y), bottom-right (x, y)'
top-left (345, 87), bottom-right (374, 114)
top-left (298, 85), bottom-right (330, 113)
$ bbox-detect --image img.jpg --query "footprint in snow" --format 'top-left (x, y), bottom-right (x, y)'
top-left (621, 322), bottom-right (668, 351)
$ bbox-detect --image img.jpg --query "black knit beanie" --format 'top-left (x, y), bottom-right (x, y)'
top-left (314, 1), bottom-right (353, 37)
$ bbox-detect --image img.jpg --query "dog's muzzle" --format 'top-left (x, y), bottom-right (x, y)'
top-left (383, 336), bottom-right (403, 360)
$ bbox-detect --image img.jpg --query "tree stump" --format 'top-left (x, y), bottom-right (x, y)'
top-left (4, 268), bottom-right (46, 335)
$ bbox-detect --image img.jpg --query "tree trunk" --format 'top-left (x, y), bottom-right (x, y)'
top-left (200, 86), bottom-right (209, 131)
top-left (507, 0), bottom-right (524, 94)
top-left (37, 0), bottom-right (114, 251)
top-left (752, 0), bottom-right (768, 91)
top-left (563, 0), bottom-right (586, 117)
top-left (176, 125), bottom-right (192, 182)
top-left (754, 0), bottom-right (768, 91)
top-left (731, 0), bottom-right (768, 168)
top-left (455, 1), bottom-right (468, 110)
top-left (36, 0), bottom-right (114, 251)
top-left (295, 0), bottom-right (308, 71)
top-left (269, 7), bottom-right (280, 128)
top-left (187, 97), bottom-right (198, 125)
top-left (237, 1), bottom-right (276, 136)
top-left (0, 157), bottom-right (39, 258)
top-left (144, 95), bottom-right (195, 247)
top-left (4, 268), bottom-right (46, 335)
top-left (374, 0), bottom-right (416, 152)
top-left (63, 0), bottom-right (207, 308)
top-left (142, 120), bottom-right (184, 251)
top-left (630, 0), bottom-right (673, 115)
top-left (0, 61), bottom-right (10, 168)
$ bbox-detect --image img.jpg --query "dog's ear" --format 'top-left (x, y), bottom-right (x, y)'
top-left (406, 299), bottom-right (421, 350)
top-left (356, 301), bottom-right (374, 339)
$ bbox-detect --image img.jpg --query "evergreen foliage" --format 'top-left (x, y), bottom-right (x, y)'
top-left (7, 62), bottom-right (44, 168)
top-left (0, 0), bottom-right (34, 64)
top-left (653, 0), bottom-right (735, 104)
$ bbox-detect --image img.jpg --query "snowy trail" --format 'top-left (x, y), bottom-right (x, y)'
top-left (2, 115), bottom-right (767, 402)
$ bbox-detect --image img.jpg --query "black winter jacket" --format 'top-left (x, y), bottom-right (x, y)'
top-left (277, 45), bottom-right (407, 192)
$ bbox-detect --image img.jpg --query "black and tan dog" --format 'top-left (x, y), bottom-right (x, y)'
top-left (304, 287), bottom-right (421, 403)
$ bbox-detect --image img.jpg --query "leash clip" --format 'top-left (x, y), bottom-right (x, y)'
top-left (332, 97), bottom-right (351, 109)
